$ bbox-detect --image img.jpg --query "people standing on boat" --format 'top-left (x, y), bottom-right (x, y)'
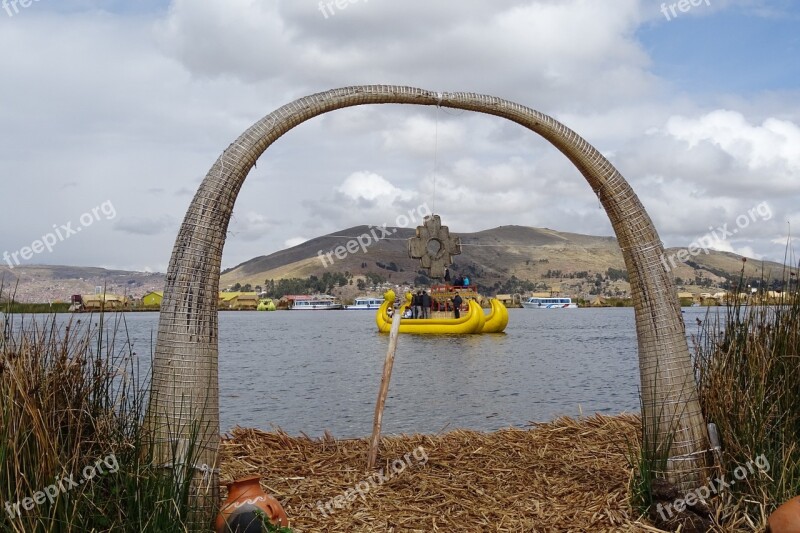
top-left (463, 276), bottom-right (470, 287)
top-left (422, 290), bottom-right (432, 318)
top-left (452, 293), bottom-right (463, 319)
top-left (414, 290), bottom-right (423, 319)
top-left (444, 268), bottom-right (451, 283)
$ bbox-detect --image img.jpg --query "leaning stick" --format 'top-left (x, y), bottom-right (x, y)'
top-left (367, 310), bottom-right (402, 470)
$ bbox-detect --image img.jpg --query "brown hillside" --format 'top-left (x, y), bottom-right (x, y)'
top-left (220, 225), bottom-right (788, 297)
top-left (1, 226), bottom-right (787, 303)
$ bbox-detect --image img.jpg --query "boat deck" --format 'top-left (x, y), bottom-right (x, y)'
top-left (428, 284), bottom-right (480, 311)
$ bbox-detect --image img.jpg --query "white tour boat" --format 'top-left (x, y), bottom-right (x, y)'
top-left (288, 294), bottom-right (343, 310)
top-left (346, 297), bottom-right (384, 310)
top-left (521, 297), bottom-right (578, 309)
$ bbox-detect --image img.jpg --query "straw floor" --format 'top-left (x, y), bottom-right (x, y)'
top-left (219, 413), bottom-right (669, 532)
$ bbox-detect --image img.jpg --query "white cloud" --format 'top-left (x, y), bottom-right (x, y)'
top-left (0, 0), bottom-right (797, 273)
top-left (336, 172), bottom-right (415, 206)
top-left (284, 237), bottom-right (308, 248)
top-left (229, 212), bottom-right (278, 243)
top-left (663, 110), bottom-right (800, 192)
top-left (382, 115), bottom-right (466, 157)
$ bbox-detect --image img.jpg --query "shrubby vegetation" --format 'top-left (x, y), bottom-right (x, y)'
top-left (1, 303), bottom-right (201, 531)
top-left (693, 273), bottom-right (799, 525)
top-left (630, 266), bottom-right (799, 530)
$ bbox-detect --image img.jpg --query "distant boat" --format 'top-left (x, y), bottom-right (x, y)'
top-left (347, 297), bottom-right (384, 310)
top-left (288, 294), bottom-right (343, 310)
top-left (521, 297), bottom-right (578, 309)
top-left (257, 298), bottom-right (276, 311)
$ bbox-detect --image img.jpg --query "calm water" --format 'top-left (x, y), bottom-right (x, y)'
top-left (5, 307), bottom-right (714, 439)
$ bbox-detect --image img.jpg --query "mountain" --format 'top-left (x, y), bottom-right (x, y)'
top-left (221, 225), bottom-right (624, 284)
top-left (0, 265), bottom-right (164, 303)
top-left (2, 225), bottom-right (789, 303)
top-left (220, 225), bottom-right (790, 297)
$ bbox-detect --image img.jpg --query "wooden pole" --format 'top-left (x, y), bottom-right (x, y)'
top-left (367, 310), bottom-right (402, 470)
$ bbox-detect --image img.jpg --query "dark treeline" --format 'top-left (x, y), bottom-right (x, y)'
top-left (261, 271), bottom-right (387, 298)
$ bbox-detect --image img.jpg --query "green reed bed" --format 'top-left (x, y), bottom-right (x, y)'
top-left (694, 272), bottom-right (800, 527)
top-left (0, 300), bottom-right (199, 532)
top-left (0, 303), bottom-right (71, 314)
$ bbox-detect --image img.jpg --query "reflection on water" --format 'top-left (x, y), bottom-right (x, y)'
top-left (4, 307), bottom-right (714, 439)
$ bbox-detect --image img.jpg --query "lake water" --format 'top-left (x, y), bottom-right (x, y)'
top-left (4, 307), bottom-right (715, 439)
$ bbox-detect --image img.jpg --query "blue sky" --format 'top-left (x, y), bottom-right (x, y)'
top-left (640, 2), bottom-right (800, 94)
top-left (37, 0), bottom-right (170, 15)
top-left (0, 0), bottom-right (798, 273)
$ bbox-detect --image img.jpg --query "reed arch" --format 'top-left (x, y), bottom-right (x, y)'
top-left (147, 85), bottom-right (711, 519)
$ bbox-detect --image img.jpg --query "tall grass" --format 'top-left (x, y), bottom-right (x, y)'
top-left (694, 266), bottom-right (800, 526)
top-left (626, 379), bottom-right (677, 513)
top-left (0, 290), bottom-right (204, 532)
top-left (626, 263), bottom-right (799, 529)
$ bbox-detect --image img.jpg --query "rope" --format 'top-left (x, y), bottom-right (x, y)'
top-left (432, 95), bottom-right (442, 215)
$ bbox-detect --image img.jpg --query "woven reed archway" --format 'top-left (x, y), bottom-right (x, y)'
top-left (147, 85), bottom-right (711, 522)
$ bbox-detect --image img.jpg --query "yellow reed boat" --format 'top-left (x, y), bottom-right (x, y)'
top-left (481, 298), bottom-right (509, 333)
top-left (257, 298), bottom-right (276, 311)
top-left (375, 290), bottom-right (508, 334)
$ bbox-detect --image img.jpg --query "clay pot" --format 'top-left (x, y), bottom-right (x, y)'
top-left (768, 496), bottom-right (800, 533)
top-left (215, 475), bottom-right (289, 533)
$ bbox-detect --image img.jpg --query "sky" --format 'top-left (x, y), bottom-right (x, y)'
top-left (0, 0), bottom-right (798, 273)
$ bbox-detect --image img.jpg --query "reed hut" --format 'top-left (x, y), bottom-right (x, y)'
top-left (141, 291), bottom-right (163, 307)
top-left (81, 293), bottom-right (127, 310)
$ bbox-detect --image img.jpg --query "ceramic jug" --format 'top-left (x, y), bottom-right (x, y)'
top-left (214, 475), bottom-right (289, 532)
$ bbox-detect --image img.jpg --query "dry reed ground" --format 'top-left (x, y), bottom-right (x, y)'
top-left (219, 413), bottom-right (671, 532)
